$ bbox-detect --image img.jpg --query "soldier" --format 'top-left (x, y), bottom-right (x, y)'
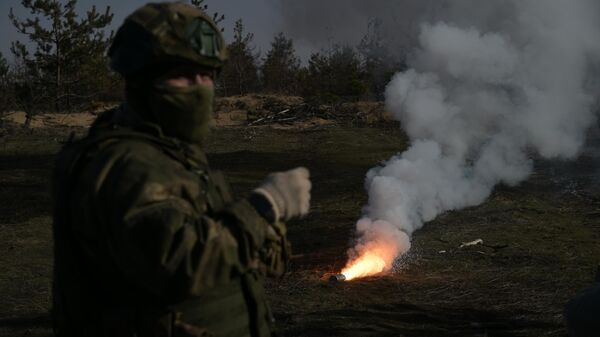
top-left (564, 269), bottom-right (600, 337)
top-left (51, 3), bottom-right (311, 337)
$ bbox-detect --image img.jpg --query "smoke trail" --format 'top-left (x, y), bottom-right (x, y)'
top-left (342, 0), bottom-right (600, 277)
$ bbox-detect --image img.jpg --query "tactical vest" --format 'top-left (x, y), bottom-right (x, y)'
top-left (52, 117), bottom-right (274, 337)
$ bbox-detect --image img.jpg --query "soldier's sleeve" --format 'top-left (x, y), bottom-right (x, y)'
top-left (220, 196), bottom-right (291, 278)
top-left (208, 170), bottom-right (290, 277)
top-left (87, 141), bottom-right (270, 302)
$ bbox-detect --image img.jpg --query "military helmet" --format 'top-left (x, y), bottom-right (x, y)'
top-left (109, 2), bottom-right (228, 78)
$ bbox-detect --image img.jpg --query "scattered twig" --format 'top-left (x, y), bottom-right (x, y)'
top-left (459, 239), bottom-right (484, 248)
top-left (246, 100), bottom-right (372, 126)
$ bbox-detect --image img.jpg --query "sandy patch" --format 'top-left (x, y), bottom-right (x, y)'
top-left (2, 111), bottom-right (97, 129)
top-left (1, 95), bottom-right (391, 130)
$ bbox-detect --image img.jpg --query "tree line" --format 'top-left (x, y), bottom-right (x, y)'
top-left (0, 0), bottom-right (406, 124)
top-left (218, 17), bottom-right (405, 103)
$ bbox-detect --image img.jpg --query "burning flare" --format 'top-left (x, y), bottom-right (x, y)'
top-left (341, 219), bottom-right (410, 281)
top-left (341, 250), bottom-right (388, 280)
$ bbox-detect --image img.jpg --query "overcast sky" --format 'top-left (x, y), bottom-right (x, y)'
top-left (0, 0), bottom-right (305, 63)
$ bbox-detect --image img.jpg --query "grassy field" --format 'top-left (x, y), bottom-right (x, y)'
top-left (0, 122), bottom-right (599, 336)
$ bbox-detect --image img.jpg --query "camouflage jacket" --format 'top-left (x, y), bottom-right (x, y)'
top-left (52, 106), bottom-right (284, 337)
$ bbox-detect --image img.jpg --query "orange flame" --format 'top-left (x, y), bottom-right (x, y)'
top-left (341, 240), bottom-right (402, 281)
top-left (341, 250), bottom-right (389, 280)
top-left (341, 219), bottom-right (411, 281)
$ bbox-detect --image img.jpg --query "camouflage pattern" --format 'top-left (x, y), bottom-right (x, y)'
top-left (565, 282), bottom-right (600, 337)
top-left (109, 3), bottom-right (227, 146)
top-left (53, 3), bottom-right (289, 336)
top-left (109, 2), bottom-right (228, 77)
top-left (52, 105), bottom-right (288, 337)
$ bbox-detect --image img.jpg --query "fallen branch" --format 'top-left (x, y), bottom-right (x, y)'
top-left (459, 238), bottom-right (483, 248)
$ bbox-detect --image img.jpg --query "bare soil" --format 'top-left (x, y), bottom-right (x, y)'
top-left (1, 106), bottom-right (599, 337)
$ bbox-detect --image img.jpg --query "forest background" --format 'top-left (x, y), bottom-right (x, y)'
top-left (0, 0), bottom-right (405, 127)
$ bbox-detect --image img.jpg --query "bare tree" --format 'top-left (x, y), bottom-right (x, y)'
top-left (358, 17), bottom-right (406, 100)
top-left (219, 19), bottom-right (260, 96)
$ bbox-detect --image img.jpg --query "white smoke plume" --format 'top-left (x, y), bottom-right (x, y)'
top-left (343, 0), bottom-right (600, 276)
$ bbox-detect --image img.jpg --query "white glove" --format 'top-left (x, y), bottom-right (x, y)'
top-left (254, 167), bottom-right (311, 221)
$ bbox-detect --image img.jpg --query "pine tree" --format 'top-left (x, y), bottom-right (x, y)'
top-left (218, 19), bottom-right (259, 96)
top-left (303, 45), bottom-right (367, 102)
top-left (0, 53), bottom-right (8, 81)
top-left (0, 52), bottom-right (12, 115)
top-left (261, 33), bottom-right (300, 94)
top-left (9, 0), bottom-right (114, 112)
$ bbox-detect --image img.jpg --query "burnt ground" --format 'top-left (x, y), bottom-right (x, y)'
top-left (1, 122), bottom-right (599, 337)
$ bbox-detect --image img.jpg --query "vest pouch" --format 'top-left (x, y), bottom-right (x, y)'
top-left (172, 279), bottom-right (251, 337)
top-left (197, 169), bottom-right (233, 214)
